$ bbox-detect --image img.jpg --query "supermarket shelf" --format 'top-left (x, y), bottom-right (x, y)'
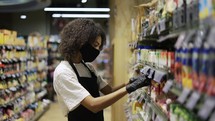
top-left (142, 91), bottom-right (168, 121)
top-left (149, 100), bottom-right (168, 121)
top-left (30, 105), bottom-right (50, 121)
top-left (0, 45), bottom-right (26, 51)
top-left (28, 47), bottom-right (47, 51)
top-left (138, 31), bottom-right (179, 50)
top-left (47, 41), bottom-right (60, 44)
top-left (0, 92), bottom-right (28, 108)
top-left (157, 32), bottom-right (180, 43)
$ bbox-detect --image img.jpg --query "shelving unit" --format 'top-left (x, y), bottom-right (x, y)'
top-left (0, 30), bottom-right (50, 121)
top-left (126, 0), bottom-right (215, 121)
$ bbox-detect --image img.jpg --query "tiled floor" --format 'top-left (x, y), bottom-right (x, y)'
top-left (38, 102), bottom-right (111, 121)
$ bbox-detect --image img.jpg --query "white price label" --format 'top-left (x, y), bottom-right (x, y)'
top-left (155, 115), bottom-right (163, 121)
top-left (185, 91), bottom-right (200, 110)
top-left (198, 97), bottom-right (215, 120)
top-left (144, 29), bottom-right (147, 37)
top-left (152, 110), bottom-right (156, 121)
top-left (157, 24), bottom-right (161, 35)
top-left (138, 95), bottom-right (145, 103)
top-left (160, 19), bottom-right (166, 32)
top-left (177, 88), bottom-right (191, 104)
top-left (150, 25), bottom-right (156, 35)
top-left (175, 33), bottom-right (186, 49)
top-left (155, 116), bottom-right (160, 121)
top-left (209, 111), bottom-right (215, 121)
top-left (162, 80), bottom-right (173, 93)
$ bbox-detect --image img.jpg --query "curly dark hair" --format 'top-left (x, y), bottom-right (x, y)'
top-left (58, 19), bottom-right (106, 62)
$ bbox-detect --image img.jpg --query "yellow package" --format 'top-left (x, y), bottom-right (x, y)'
top-left (0, 32), bottom-right (3, 44)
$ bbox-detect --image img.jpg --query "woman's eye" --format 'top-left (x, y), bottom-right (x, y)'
top-left (94, 43), bottom-right (99, 47)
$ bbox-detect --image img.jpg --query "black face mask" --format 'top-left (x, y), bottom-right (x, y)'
top-left (80, 43), bottom-right (100, 62)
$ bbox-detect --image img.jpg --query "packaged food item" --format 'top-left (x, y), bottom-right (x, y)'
top-left (174, 48), bottom-right (182, 85)
top-left (168, 51), bottom-right (175, 73)
top-left (206, 27), bottom-right (215, 96)
top-left (199, 42), bottom-right (210, 92)
top-left (199, 0), bottom-right (213, 20)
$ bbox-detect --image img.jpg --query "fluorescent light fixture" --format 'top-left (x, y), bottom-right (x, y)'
top-left (52, 14), bottom-right (110, 18)
top-left (81, 0), bottom-right (87, 3)
top-left (44, 7), bottom-right (110, 12)
top-left (20, 15), bottom-right (27, 19)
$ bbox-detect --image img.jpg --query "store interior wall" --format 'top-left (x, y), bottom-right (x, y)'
top-left (109, 0), bottom-right (140, 121)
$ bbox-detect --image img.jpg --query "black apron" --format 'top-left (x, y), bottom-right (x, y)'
top-left (68, 61), bottom-right (104, 121)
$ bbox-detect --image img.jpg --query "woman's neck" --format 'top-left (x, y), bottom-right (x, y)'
top-left (70, 52), bottom-right (82, 63)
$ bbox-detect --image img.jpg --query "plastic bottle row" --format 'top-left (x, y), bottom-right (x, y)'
top-left (174, 26), bottom-right (215, 96)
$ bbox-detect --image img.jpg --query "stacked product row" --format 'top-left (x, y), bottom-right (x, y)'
top-left (0, 29), bottom-right (50, 121)
top-left (126, 0), bottom-right (215, 121)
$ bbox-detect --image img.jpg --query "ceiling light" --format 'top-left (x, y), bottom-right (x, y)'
top-left (44, 7), bottom-right (110, 12)
top-left (52, 14), bottom-right (110, 18)
top-left (20, 15), bottom-right (27, 19)
top-left (81, 0), bottom-right (87, 3)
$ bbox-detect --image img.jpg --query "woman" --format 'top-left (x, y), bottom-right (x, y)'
top-left (53, 19), bottom-right (150, 121)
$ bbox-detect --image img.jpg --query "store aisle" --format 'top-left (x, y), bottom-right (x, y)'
top-left (39, 101), bottom-right (112, 121)
top-left (38, 102), bottom-right (67, 121)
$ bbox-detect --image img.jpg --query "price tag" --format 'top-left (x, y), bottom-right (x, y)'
top-left (137, 112), bottom-right (144, 120)
top-left (144, 29), bottom-right (147, 37)
top-left (152, 110), bottom-right (156, 121)
top-left (150, 25), bottom-right (156, 35)
top-left (177, 88), bottom-right (191, 104)
top-left (208, 27), bottom-right (215, 47)
top-left (162, 80), bottom-right (173, 93)
top-left (155, 116), bottom-right (160, 121)
top-left (185, 91), bottom-right (200, 110)
top-left (153, 70), bottom-right (166, 83)
top-left (174, 33), bottom-right (186, 49)
top-left (159, 19), bottom-right (166, 32)
top-left (156, 24), bottom-right (161, 35)
top-left (155, 115), bottom-right (163, 121)
top-left (132, 114), bottom-right (139, 120)
top-left (198, 97), bottom-right (215, 120)
top-left (137, 95), bottom-right (145, 103)
top-left (209, 111), bottom-right (215, 121)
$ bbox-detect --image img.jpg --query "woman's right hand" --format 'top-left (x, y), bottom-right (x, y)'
top-left (126, 75), bottom-right (151, 93)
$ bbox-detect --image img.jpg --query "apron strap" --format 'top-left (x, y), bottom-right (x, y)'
top-left (69, 61), bottom-right (95, 78)
top-left (81, 61), bottom-right (96, 77)
top-left (69, 62), bottom-right (81, 79)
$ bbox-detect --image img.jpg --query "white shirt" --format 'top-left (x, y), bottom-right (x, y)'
top-left (53, 61), bottom-right (108, 116)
